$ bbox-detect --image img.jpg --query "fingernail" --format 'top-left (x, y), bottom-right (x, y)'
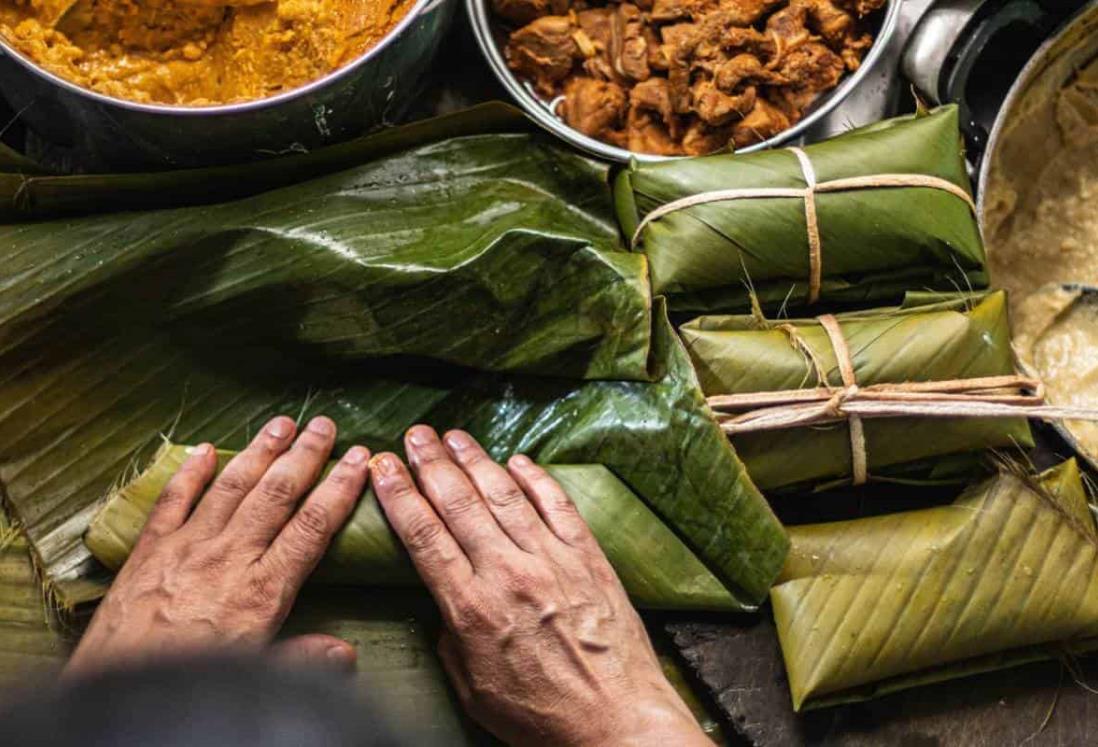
top-left (343, 446), bottom-right (369, 465)
top-left (194, 443), bottom-right (214, 457)
top-left (406, 425), bottom-right (434, 446)
top-left (266, 417), bottom-right (293, 439)
top-left (370, 453), bottom-right (399, 477)
top-left (307, 416), bottom-right (335, 436)
top-left (510, 454), bottom-right (533, 469)
top-left (444, 430), bottom-right (476, 451)
top-left (327, 645), bottom-right (356, 669)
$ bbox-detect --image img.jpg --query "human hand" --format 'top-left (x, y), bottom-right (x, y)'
top-left (372, 426), bottom-right (710, 747)
top-left (66, 415), bottom-right (369, 678)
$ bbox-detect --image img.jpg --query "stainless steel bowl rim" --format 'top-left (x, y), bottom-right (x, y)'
top-left (467, 0), bottom-right (902, 163)
top-left (0, 0), bottom-right (440, 116)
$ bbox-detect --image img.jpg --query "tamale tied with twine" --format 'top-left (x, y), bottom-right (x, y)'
top-left (615, 106), bottom-right (988, 313)
top-left (681, 292), bottom-right (1037, 491)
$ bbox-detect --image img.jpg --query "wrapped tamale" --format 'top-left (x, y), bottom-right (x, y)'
top-left (84, 444), bottom-right (738, 612)
top-left (615, 106), bottom-right (987, 313)
top-left (773, 460), bottom-right (1098, 710)
top-left (0, 110), bottom-right (787, 611)
top-left (681, 291), bottom-right (1034, 491)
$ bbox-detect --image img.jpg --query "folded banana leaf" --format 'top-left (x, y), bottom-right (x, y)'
top-left (615, 106), bottom-right (986, 313)
top-left (0, 112), bottom-right (787, 611)
top-left (772, 460), bottom-right (1098, 710)
top-left (1, 133), bottom-right (649, 383)
top-left (0, 103), bottom-right (528, 219)
top-left (680, 291), bottom-right (1033, 491)
top-left (85, 445), bottom-right (737, 611)
top-left (0, 509), bottom-right (69, 686)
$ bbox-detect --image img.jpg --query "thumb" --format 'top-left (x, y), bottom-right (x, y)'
top-left (270, 634), bottom-right (357, 673)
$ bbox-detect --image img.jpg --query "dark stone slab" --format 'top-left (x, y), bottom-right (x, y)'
top-left (668, 618), bottom-right (1098, 747)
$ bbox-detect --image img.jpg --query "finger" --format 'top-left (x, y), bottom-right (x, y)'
top-left (227, 416), bottom-right (337, 548)
top-left (270, 634), bottom-right (357, 673)
top-left (443, 430), bottom-right (550, 553)
top-left (137, 443), bottom-right (217, 546)
top-left (405, 425), bottom-right (510, 561)
top-left (507, 455), bottom-right (599, 551)
top-left (436, 630), bottom-right (474, 706)
top-left (372, 452), bottom-right (473, 589)
top-left (186, 416), bottom-right (297, 535)
top-left (259, 445), bottom-right (370, 590)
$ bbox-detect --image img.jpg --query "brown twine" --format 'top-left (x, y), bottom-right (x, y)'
top-left (707, 315), bottom-right (1098, 486)
top-left (629, 148), bottom-right (978, 304)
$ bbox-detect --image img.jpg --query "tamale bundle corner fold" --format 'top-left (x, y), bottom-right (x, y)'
top-left (616, 106), bottom-right (988, 313)
top-left (773, 460), bottom-right (1098, 710)
top-left (682, 291), bottom-right (1034, 490)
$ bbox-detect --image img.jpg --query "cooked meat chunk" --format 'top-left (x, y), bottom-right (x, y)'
top-left (561, 77), bottom-right (629, 145)
top-left (505, 16), bottom-right (580, 96)
top-left (801, 0), bottom-right (854, 47)
top-left (614, 4), bottom-right (651, 81)
top-left (715, 53), bottom-right (784, 90)
top-left (492, 0), bottom-right (570, 25)
top-left (692, 79), bottom-right (757, 125)
top-left (766, 1), bottom-right (811, 60)
top-left (627, 107), bottom-right (684, 154)
top-left (631, 77), bottom-right (676, 128)
top-left (495, 0), bottom-right (884, 154)
top-left (645, 25), bottom-right (668, 70)
top-left (770, 40), bottom-right (844, 119)
top-left (835, 0), bottom-right (885, 17)
top-left (732, 98), bottom-right (791, 147)
top-left (682, 118), bottom-right (734, 155)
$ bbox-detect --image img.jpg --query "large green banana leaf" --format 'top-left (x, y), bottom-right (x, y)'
top-left (0, 103), bottom-right (528, 219)
top-left (0, 131), bottom-right (649, 382)
top-left (680, 291), bottom-right (1033, 491)
top-left (615, 106), bottom-right (987, 313)
top-left (0, 508), bottom-right (69, 686)
top-left (772, 460), bottom-right (1098, 711)
top-left (0, 113), bottom-right (787, 611)
top-left (85, 444), bottom-right (737, 611)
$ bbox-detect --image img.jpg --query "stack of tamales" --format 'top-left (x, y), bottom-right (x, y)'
top-left (0, 99), bottom-right (1091, 733)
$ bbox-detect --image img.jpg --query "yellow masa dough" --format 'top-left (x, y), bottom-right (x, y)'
top-left (987, 57), bottom-right (1098, 460)
top-left (0, 0), bottom-right (415, 105)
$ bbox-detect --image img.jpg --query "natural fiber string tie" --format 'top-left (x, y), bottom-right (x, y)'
top-left (707, 314), bottom-right (1098, 486)
top-left (629, 149), bottom-right (978, 304)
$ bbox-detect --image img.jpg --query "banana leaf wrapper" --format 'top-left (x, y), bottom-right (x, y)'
top-left (0, 509), bottom-right (69, 685)
top-left (0, 102), bottom-right (528, 220)
top-left (773, 460), bottom-right (1098, 710)
top-left (680, 291), bottom-right (1033, 491)
top-left (85, 445), bottom-right (737, 611)
top-left (615, 106), bottom-right (986, 313)
top-left (0, 111), bottom-right (787, 611)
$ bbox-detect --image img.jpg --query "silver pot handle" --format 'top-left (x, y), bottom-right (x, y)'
top-left (902, 0), bottom-right (988, 104)
top-left (903, 0), bottom-right (1051, 154)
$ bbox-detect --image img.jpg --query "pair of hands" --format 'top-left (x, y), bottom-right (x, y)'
top-left (66, 416), bottom-right (709, 747)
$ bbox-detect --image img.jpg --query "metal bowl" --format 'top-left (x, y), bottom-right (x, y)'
top-left (467, 0), bottom-right (902, 163)
top-left (0, 0), bottom-right (455, 171)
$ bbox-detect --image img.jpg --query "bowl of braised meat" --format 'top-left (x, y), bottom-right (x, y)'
top-left (468, 0), bottom-right (899, 161)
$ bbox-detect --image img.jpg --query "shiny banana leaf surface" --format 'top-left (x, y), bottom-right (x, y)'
top-left (680, 291), bottom-right (1033, 491)
top-left (86, 445), bottom-right (738, 611)
top-left (0, 103), bottom-right (528, 219)
top-left (0, 114), bottom-right (786, 610)
top-left (0, 132), bottom-right (649, 382)
top-left (0, 510), bottom-right (69, 686)
top-left (772, 460), bottom-right (1098, 710)
top-left (615, 106), bottom-right (987, 313)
